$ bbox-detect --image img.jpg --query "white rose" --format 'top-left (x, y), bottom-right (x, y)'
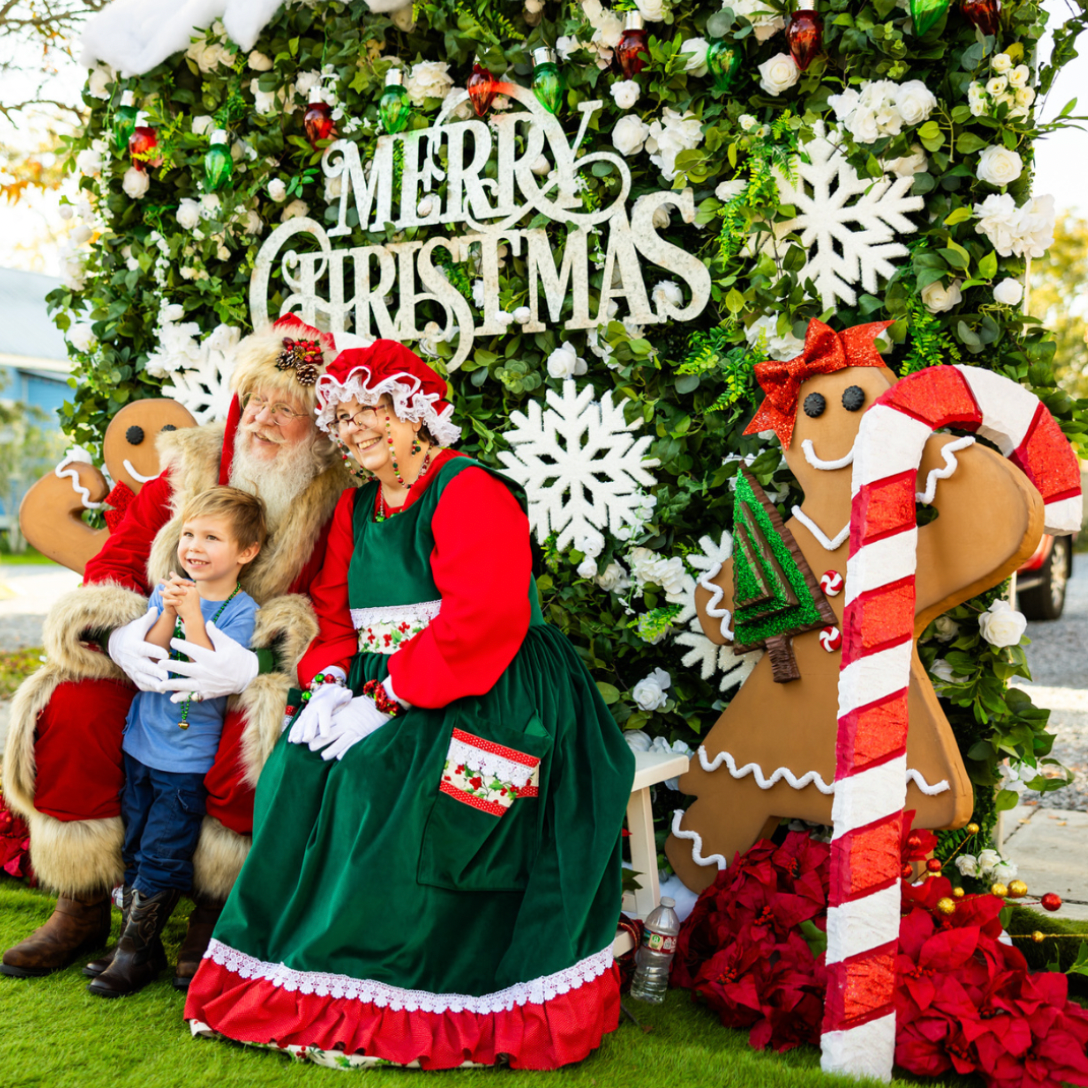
top-left (715, 179), bottom-right (746, 202)
top-left (176, 199), bottom-right (201, 230)
top-left (405, 60), bottom-right (453, 106)
top-left (921, 278), bottom-right (963, 314)
top-left (625, 729), bottom-right (653, 752)
top-left (546, 340), bottom-right (587, 379)
top-left (281, 198), bottom-right (309, 222)
top-left (651, 280), bottom-right (683, 315)
top-left (268, 178), bottom-right (288, 202)
top-left (955, 854), bottom-right (982, 878)
top-left (886, 143), bottom-right (928, 178)
top-left (199, 194), bottom-right (221, 219)
top-left (610, 79), bottom-right (641, 110)
top-left (978, 598), bottom-right (1027, 647)
top-left (191, 115), bottom-right (215, 136)
top-left (929, 658), bottom-right (958, 684)
top-left (530, 154), bottom-right (551, 176)
top-left (1013, 194), bottom-right (1055, 258)
top-left (992, 52), bottom-right (1013, 74)
top-left (993, 278), bottom-right (1024, 306)
top-left (577, 557), bottom-right (599, 579)
top-left (244, 209), bottom-right (264, 235)
top-left (556, 36), bottom-right (582, 61)
top-left (977, 145), bottom-right (1023, 187)
top-left (968, 81), bottom-right (987, 117)
top-left (652, 556), bottom-right (687, 595)
top-left (122, 167), bottom-right (149, 199)
top-left (1008, 64), bottom-right (1030, 89)
top-left (631, 667), bottom-right (671, 711)
top-left (597, 561), bottom-right (631, 592)
top-left (206, 324), bottom-right (239, 353)
top-left (247, 51), bottom-right (273, 71)
top-left (933, 615), bottom-right (960, 641)
top-left (745, 313), bottom-right (805, 360)
top-left (850, 107), bottom-right (881, 144)
top-left (161, 303), bottom-right (184, 323)
top-left (294, 70), bottom-right (323, 98)
top-left (992, 860), bottom-right (1018, 882)
top-left (626, 546), bottom-right (658, 584)
top-left (389, 2), bottom-right (416, 30)
top-left (977, 848), bottom-right (1001, 875)
top-left (67, 323), bottom-right (97, 352)
top-left (758, 53), bottom-right (800, 97)
top-left (652, 205), bottom-right (670, 229)
top-left (986, 76), bottom-right (1009, 97)
top-left (512, 305), bottom-right (531, 324)
top-left (76, 147), bottom-right (103, 176)
top-left (1015, 86), bottom-right (1036, 108)
top-left (828, 87), bottom-right (860, 124)
top-left (87, 64), bottom-right (114, 100)
top-left (731, 0), bottom-right (786, 38)
top-left (973, 192), bottom-right (1019, 255)
top-left (739, 113), bottom-right (758, 131)
top-left (895, 80), bottom-right (937, 126)
top-left (680, 37), bottom-right (710, 77)
top-left (635, 0), bottom-right (665, 19)
top-left (612, 113), bottom-right (650, 156)
top-left (651, 735), bottom-right (694, 788)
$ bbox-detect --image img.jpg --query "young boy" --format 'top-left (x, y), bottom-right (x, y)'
top-left (86, 487), bottom-right (266, 999)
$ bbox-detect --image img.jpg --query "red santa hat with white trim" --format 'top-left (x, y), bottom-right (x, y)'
top-left (314, 340), bottom-right (461, 447)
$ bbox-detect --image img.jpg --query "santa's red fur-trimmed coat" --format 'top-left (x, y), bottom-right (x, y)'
top-left (2, 423), bottom-right (348, 900)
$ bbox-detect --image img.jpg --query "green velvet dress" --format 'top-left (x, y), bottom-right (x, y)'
top-left (184, 456), bottom-right (635, 1070)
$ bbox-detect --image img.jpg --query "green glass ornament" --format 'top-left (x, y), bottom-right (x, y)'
top-left (204, 129), bottom-right (232, 191)
top-left (910, 0), bottom-right (951, 35)
top-left (113, 90), bottom-right (138, 153)
top-left (531, 46), bottom-right (564, 115)
top-left (379, 69), bottom-right (411, 134)
top-left (706, 38), bottom-right (744, 93)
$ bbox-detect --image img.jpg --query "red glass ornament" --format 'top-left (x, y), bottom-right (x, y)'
top-left (128, 123), bottom-right (162, 171)
top-left (466, 62), bottom-right (496, 118)
top-left (617, 12), bottom-right (650, 80)
top-left (1041, 892), bottom-right (1063, 912)
top-left (925, 858), bottom-right (943, 873)
top-left (906, 832), bottom-right (923, 851)
top-left (786, 9), bottom-right (823, 72)
top-left (303, 101), bottom-right (336, 150)
top-left (961, 0), bottom-right (1000, 36)
top-left (901, 863), bottom-right (914, 880)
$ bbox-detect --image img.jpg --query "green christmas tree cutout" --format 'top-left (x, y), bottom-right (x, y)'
top-left (732, 467), bottom-right (836, 683)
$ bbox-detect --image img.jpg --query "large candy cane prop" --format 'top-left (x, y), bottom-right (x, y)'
top-left (820, 365), bottom-right (1082, 1081)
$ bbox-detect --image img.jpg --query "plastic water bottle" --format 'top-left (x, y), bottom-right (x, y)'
top-left (629, 897), bottom-right (680, 1003)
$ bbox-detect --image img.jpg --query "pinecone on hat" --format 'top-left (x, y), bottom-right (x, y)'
top-left (295, 362), bottom-right (319, 386)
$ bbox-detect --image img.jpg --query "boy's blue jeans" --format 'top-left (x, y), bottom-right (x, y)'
top-left (121, 752), bottom-right (206, 897)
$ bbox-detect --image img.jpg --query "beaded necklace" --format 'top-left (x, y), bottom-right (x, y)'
top-left (376, 447), bottom-right (433, 522)
top-left (171, 580), bottom-right (242, 729)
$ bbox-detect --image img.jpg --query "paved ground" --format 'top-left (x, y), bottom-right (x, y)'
top-left (1003, 805), bottom-right (1088, 921)
top-left (0, 563), bottom-right (81, 651)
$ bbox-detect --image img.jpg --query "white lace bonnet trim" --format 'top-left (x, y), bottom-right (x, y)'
top-left (204, 938), bottom-right (614, 1015)
top-left (350, 600), bottom-right (443, 630)
top-left (315, 365), bottom-right (462, 447)
top-left (447, 733), bottom-right (537, 790)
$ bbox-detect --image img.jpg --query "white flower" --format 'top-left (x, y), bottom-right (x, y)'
top-left (546, 340), bottom-right (587, 379)
top-left (268, 178), bottom-right (288, 202)
top-left (597, 561), bottom-right (630, 592)
top-left (745, 314), bottom-right (805, 360)
top-left (248, 51), bottom-right (273, 71)
top-left (992, 52), bottom-right (1013, 74)
top-left (76, 146), bottom-right (103, 177)
top-left (992, 859), bottom-right (1018, 882)
top-left (1014, 194), bottom-right (1055, 258)
top-left (199, 194), bottom-right (221, 220)
top-left (627, 546), bottom-right (659, 584)
top-left (977, 848), bottom-right (1001, 876)
top-left (243, 209), bottom-right (264, 235)
top-left (610, 79), bottom-right (641, 110)
top-left (680, 37), bottom-right (710, 77)
top-left (405, 60), bottom-right (453, 106)
top-left (986, 76), bottom-right (1009, 97)
top-left (294, 70), bottom-right (323, 99)
top-left (715, 178), bottom-right (746, 202)
top-left (471, 279), bottom-right (486, 308)
top-left (757, 53), bottom-right (800, 97)
top-left (530, 154), bottom-right (551, 176)
top-left (176, 199), bottom-right (201, 230)
top-left (161, 303), bottom-right (184, 323)
top-left (187, 38), bottom-right (231, 74)
top-left (206, 324), bottom-right (240, 353)
top-left (652, 556), bottom-right (687, 595)
top-left (933, 615), bottom-right (960, 642)
top-left (281, 199), bottom-right (309, 222)
top-left (625, 730), bottom-right (653, 752)
top-left (956, 854), bottom-right (982, 878)
top-left (651, 205), bottom-right (670, 229)
top-left (921, 278), bottom-right (963, 313)
top-left (886, 143), bottom-right (929, 178)
top-left (730, 0), bottom-right (786, 40)
top-left (635, 0), bottom-right (666, 19)
top-left (993, 279), bottom-right (1024, 306)
top-left (416, 195), bottom-right (434, 218)
top-left (632, 667), bottom-right (671, 711)
top-left (87, 64), bottom-right (115, 100)
top-left (651, 281), bottom-right (683, 314)
top-left (577, 557), bottom-right (599, 579)
top-left (512, 305), bottom-right (531, 324)
top-left (1015, 86), bottom-right (1036, 108)
top-left (556, 36), bottom-right (582, 61)
top-left (929, 658), bottom-right (959, 684)
top-left (973, 193), bottom-right (1019, 255)
top-left (739, 113), bottom-right (758, 131)
top-left (122, 167), bottom-right (149, 199)
top-left (1008, 64), bottom-right (1030, 89)
top-left (968, 81), bottom-right (987, 117)
top-left (191, 115), bottom-right (215, 136)
top-left (612, 114), bottom-right (651, 156)
top-left (895, 80), bottom-right (937, 126)
top-left (977, 145), bottom-right (1023, 187)
top-left (978, 598), bottom-right (1027, 647)
top-left (651, 735), bottom-right (694, 787)
top-left (645, 107), bottom-right (704, 180)
top-left (67, 323), bottom-right (97, 352)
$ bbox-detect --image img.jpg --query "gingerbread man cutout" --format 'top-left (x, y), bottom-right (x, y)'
top-left (20, 399), bottom-right (196, 574)
top-left (666, 321), bottom-right (1045, 893)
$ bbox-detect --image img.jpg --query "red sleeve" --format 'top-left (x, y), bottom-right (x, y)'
top-left (388, 468), bottom-right (531, 709)
top-left (297, 488), bottom-right (359, 685)
top-left (83, 472), bottom-right (175, 594)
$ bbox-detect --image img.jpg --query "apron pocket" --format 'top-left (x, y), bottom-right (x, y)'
top-left (417, 707), bottom-right (552, 892)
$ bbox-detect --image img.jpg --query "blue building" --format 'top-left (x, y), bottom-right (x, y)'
top-left (0, 267), bottom-right (72, 545)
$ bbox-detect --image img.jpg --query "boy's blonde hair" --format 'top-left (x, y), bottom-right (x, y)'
top-left (180, 487), bottom-right (268, 551)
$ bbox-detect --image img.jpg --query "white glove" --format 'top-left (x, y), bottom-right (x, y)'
top-left (159, 621), bottom-right (260, 702)
top-left (287, 683), bottom-right (353, 748)
top-left (108, 608), bottom-right (170, 692)
top-left (317, 695), bottom-right (393, 762)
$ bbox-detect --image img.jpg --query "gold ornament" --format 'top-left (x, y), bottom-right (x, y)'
top-left (1031, 931), bottom-right (1046, 944)
top-left (952, 887), bottom-right (966, 898)
top-left (990, 883), bottom-right (1009, 899)
top-left (936, 897), bottom-right (957, 915)
top-left (1007, 880), bottom-right (1029, 899)
top-left (966, 823), bottom-right (980, 835)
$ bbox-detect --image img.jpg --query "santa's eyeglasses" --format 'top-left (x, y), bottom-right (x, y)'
top-left (241, 393), bottom-right (307, 425)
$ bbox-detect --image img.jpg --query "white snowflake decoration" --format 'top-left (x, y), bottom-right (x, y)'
top-left (770, 124), bottom-right (923, 309)
top-left (674, 532), bottom-right (763, 693)
top-left (161, 349), bottom-right (236, 424)
top-left (497, 380), bottom-right (659, 551)
top-left (151, 317), bottom-right (240, 424)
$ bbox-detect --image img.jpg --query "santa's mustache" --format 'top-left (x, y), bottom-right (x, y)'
top-left (241, 423), bottom-right (287, 445)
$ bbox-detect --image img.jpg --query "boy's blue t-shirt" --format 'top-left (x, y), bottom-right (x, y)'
top-left (123, 585), bottom-right (259, 775)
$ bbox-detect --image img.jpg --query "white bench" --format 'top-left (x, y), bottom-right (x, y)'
top-left (613, 747), bottom-right (690, 957)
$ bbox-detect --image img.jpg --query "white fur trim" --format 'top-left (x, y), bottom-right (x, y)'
top-left (954, 365), bottom-right (1037, 454)
top-left (203, 939), bottom-right (613, 1014)
top-left (830, 756), bottom-right (907, 835)
top-left (800, 438), bottom-right (854, 471)
top-left (826, 883), bottom-right (901, 960)
top-left (850, 406), bottom-right (930, 496)
top-left (915, 436), bottom-right (975, 504)
top-left (837, 642), bottom-right (912, 717)
top-left (791, 506), bottom-right (849, 552)
top-left (670, 809), bottom-right (727, 869)
top-left (696, 560), bottom-right (734, 641)
top-left (1044, 494), bottom-right (1083, 536)
top-left (315, 365), bottom-right (461, 446)
top-left (820, 1012), bottom-right (896, 1083)
top-left (844, 528), bottom-right (917, 606)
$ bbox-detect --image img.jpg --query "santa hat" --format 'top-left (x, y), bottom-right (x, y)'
top-left (314, 340), bottom-right (461, 447)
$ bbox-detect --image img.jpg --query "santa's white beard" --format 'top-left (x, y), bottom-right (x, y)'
top-left (230, 427), bottom-right (324, 531)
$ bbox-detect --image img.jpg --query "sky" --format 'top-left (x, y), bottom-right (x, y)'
top-left (1, 0), bottom-right (1087, 276)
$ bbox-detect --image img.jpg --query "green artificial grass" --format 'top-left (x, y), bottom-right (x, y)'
top-left (0, 548), bottom-right (56, 566)
top-left (0, 877), bottom-right (971, 1088)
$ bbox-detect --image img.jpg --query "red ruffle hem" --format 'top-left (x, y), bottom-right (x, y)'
top-left (184, 944), bottom-right (621, 1070)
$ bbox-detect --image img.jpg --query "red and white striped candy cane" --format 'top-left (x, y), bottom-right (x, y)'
top-left (820, 365), bottom-right (1082, 1081)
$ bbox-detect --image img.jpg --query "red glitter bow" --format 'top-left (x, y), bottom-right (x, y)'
top-left (743, 319), bottom-right (893, 448)
top-left (103, 480), bottom-right (137, 532)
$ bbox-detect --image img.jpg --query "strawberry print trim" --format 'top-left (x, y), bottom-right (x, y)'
top-left (352, 600), bottom-right (442, 656)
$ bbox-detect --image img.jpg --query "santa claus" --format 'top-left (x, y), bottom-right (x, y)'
top-left (1, 317), bottom-right (353, 987)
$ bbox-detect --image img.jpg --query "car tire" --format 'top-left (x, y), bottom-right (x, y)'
top-left (1018, 536), bottom-right (1073, 621)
